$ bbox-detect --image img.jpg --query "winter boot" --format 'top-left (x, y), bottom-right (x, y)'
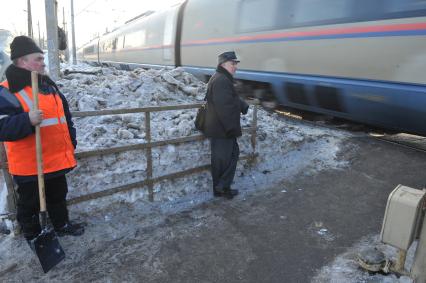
top-left (223, 187), bottom-right (239, 199)
top-left (213, 187), bottom-right (238, 199)
top-left (55, 221), bottom-right (85, 237)
top-left (213, 187), bottom-right (225, 197)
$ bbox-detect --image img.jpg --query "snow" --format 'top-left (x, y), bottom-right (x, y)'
top-left (0, 63), bottom-right (350, 214)
top-left (313, 235), bottom-right (416, 283)
top-left (1, 62), bottom-right (403, 281)
top-left (46, 63), bottom-right (349, 213)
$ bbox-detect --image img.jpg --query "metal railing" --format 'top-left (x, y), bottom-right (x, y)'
top-left (0, 101), bottom-right (258, 218)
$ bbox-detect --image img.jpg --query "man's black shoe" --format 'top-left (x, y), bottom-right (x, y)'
top-left (213, 188), bottom-right (238, 199)
top-left (224, 188), bottom-right (239, 199)
top-left (213, 188), bottom-right (224, 197)
top-left (55, 221), bottom-right (85, 237)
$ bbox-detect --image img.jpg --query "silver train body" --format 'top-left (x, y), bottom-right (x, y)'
top-left (78, 0), bottom-right (426, 135)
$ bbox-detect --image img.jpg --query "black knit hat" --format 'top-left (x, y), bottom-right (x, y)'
top-left (10, 36), bottom-right (43, 60)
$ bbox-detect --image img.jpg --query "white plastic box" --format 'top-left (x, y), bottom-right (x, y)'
top-left (380, 185), bottom-right (425, 250)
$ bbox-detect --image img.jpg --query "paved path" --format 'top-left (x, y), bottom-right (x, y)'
top-left (1, 135), bottom-right (425, 282)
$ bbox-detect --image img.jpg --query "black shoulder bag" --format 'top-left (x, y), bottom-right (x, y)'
top-left (195, 97), bottom-right (207, 132)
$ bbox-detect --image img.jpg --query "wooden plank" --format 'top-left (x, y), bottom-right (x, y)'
top-left (67, 154), bottom-right (257, 206)
top-left (75, 134), bottom-right (205, 159)
top-left (251, 104), bottom-right (258, 155)
top-left (67, 164), bottom-right (210, 205)
top-left (74, 128), bottom-right (252, 159)
top-left (145, 112), bottom-right (154, 201)
top-left (71, 103), bottom-right (204, 118)
top-left (0, 128), bottom-right (253, 166)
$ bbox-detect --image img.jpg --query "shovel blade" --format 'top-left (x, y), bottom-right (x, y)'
top-left (32, 227), bottom-right (65, 273)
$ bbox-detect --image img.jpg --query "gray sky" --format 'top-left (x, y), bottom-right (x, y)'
top-left (1, 0), bottom-right (182, 48)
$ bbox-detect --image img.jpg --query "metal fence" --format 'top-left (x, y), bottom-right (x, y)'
top-left (0, 101), bottom-right (258, 220)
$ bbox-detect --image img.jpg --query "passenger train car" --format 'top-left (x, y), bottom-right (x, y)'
top-left (78, 0), bottom-right (426, 136)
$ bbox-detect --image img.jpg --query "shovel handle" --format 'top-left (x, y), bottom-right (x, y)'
top-left (31, 71), bottom-right (47, 213)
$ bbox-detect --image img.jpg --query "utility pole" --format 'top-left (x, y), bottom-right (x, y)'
top-left (71, 0), bottom-right (77, 64)
top-left (37, 21), bottom-right (41, 48)
top-left (27, 0), bottom-right (33, 38)
top-left (45, 0), bottom-right (60, 81)
top-left (63, 7), bottom-right (70, 62)
top-left (62, 7), bottom-right (66, 30)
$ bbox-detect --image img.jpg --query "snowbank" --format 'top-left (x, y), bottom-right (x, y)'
top-left (52, 63), bottom-right (350, 213)
top-left (0, 63), bottom-right (350, 214)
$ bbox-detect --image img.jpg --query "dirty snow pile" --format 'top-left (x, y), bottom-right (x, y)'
top-left (47, 63), bottom-right (349, 212)
top-left (313, 235), bottom-right (415, 283)
top-left (0, 63), bottom-right (350, 214)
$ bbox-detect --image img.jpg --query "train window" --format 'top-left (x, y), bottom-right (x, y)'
top-left (84, 46), bottom-right (95, 55)
top-left (352, 0), bottom-right (426, 21)
top-left (146, 16), bottom-right (165, 46)
top-left (237, 0), bottom-right (355, 31)
top-left (117, 36), bottom-right (125, 50)
top-left (291, 0), bottom-right (351, 26)
top-left (124, 30), bottom-right (146, 49)
top-left (237, 0), bottom-right (426, 32)
top-left (112, 38), bottom-right (117, 50)
top-left (351, 0), bottom-right (385, 20)
top-left (238, 0), bottom-right (278, 32)
top-left (102, 39), bottom-right (115, 52)
top-left (163, 12), bottom-right (175, 46)
top-left (163, 12), bottom-right (176, 61)
top-left (384, 0), bottom-right (426, 16)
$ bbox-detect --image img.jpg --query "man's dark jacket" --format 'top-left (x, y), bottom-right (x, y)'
top-left (203, 66), bottom-right (249, 138)
top-left (0, 64), bottom-right (77, 183)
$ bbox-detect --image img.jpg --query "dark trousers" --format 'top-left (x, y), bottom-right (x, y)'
top-left (16, 175), bottom-right (69, 237)
top-left (210, 138), bottom-right (239, 191)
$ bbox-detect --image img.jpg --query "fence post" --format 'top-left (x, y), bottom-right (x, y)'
top-left (145, 112), bottom-right (154, 201)
top-left (250, 103), bottom-right (258, 157)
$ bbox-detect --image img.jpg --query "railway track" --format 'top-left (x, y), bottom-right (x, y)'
top-left (373, 134), bottom-right (426, 154)
top-left (272, 106), bottom-right (426, 154)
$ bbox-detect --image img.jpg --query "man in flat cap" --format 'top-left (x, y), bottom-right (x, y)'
top-left (0, 36), bottom-right (84, 243)
top-left (203, 51), bottom-right (249, 199)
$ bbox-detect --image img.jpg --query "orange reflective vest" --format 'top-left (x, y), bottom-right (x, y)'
top-left (0, 81), bottom-right (76, 176)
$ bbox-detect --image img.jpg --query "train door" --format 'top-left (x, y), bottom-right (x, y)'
top-left (163, 10), bottom-right (177, 65)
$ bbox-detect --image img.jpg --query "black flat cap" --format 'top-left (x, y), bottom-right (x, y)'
top-left (218, 51), bottom-right (240, 65)
top-left (10, 36), bottom-right (43, 60)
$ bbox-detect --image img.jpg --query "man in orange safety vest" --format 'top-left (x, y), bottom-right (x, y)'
top-left (0, 36), bottom-right (84, 242)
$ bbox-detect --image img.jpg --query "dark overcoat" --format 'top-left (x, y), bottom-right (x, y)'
top-left (203, 66), bottom-right (249, 138)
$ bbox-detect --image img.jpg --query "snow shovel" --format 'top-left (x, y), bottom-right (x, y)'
top-left (30, 71), bottom-right (65, 273)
